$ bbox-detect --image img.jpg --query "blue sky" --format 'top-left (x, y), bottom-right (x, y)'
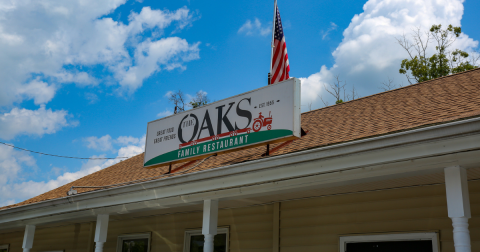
top-left (0, 0), bottom-right (479, 206)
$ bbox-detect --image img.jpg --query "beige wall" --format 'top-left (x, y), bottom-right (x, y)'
top-left (0, 222), bottom-right (94, 252)
top-left (0, 204), bottom-right (273, 252)
top-left (0, 180), bottom-right (478, 252)
top-left (103, 204), bottom-right (273, 252)
top-left (280, 180), bottom-right (480, 252)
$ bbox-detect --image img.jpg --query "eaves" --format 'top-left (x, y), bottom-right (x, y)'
top-left (1, 117), bottom-right (480, 228)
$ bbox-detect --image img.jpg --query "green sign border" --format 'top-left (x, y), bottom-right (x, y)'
top-left (144, 129), bottom-right (293, 167)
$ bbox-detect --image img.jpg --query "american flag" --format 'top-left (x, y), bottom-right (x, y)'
top-left (270, 4), bottom-right (290, 85)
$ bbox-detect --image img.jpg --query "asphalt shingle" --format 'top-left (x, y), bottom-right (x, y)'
top-left (2, 68), bottom-right (480, 211)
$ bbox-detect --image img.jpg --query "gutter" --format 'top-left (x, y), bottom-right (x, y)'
top-left (1, 116), bottom-right (480, 219)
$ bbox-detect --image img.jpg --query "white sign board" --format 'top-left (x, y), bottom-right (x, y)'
top-left (144, 78), bottom-right (301, 168)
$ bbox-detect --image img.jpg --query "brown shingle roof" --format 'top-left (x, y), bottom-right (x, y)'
top-left (3, 68), bottom-right (480, 211)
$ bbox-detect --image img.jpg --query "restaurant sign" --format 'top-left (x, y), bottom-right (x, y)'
top-left (144, 78), bottom-right (301, 168)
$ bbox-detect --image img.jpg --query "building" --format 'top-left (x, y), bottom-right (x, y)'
top-left (1, 69), bottom-right (480, 252)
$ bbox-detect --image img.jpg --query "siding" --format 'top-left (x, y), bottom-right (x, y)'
top-left (0, 204), bottom-right (272, 252)
top-left (0, 230), bottom-right (23, 252)
top-left (1, 181), bottom-right (479, 252)
top-left (103, 204), bottom-right (273, 252)
top-left (0, 222), bottom-right (94, 252)
top-left (280, 180), bottom-right (480, 252)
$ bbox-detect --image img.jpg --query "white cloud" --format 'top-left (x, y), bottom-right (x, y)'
top-left (0, 105), bottom-right (75, 140)
top-left (85, 93), bottom-right (99, 104)
top-left (0, 1), bottom-right (200, 106)
top-left (0, 135), bottom-right (146, 207)
top-left (83, 134), bottom-right (147, 153)
top-left (116, 135), bottom-right (142, 145)
top-left (205, 43), bottom-right (217, 50)
top-left (300, 65), bottom-right (334, 107)
top-left (0, 144), bottom-right (36, 185)
top-left (0, 144), bottom-right (37, 206)
top-left (238, 18), bottom-right (270, 36)
top-left (321, 22), bottom-right (338, 40)
top-left (164, 91), bottom-right (174, 98)
top-left (79, 134), bottom-right (145, 178)
top-left (115, 37), bottom-right (200, 93)
top-left (84, 135), bottom-right (114, 152)
top-left (197, 90), bottom-right (207, 97)
top-left (157, 109), bottom-right (173, 118)
top-left (16, 79), bottom-right (57, 105)
top-left (54, 71), bottom-right (98, 86)
top-left (300, 0), bottom-right (479, 110)
top-left (118, 135), bottom-right (145, 158)
top-left (0, 158), bottom-right (103, 207)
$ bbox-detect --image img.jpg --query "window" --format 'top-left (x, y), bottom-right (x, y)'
top-left (339, 232), bottom-right (439, 252)
top-left (0, 244), bottom-right (8, 252)
top-left (117, 233), bottom-right (151, 252)
top-left (184, 227), bottom-right (229, 252)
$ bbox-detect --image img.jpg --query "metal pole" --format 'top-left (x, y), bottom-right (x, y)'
top-left (269, 0), bottom-right (277, 77)
top-left (267, 0), bottom-right (276, 151)
top-left (267, 0), bottom-right (277, 154)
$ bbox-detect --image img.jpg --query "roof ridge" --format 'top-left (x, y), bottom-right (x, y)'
top-left (302, 68), bottom-right (480, 115)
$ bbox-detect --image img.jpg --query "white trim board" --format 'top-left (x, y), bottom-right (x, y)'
top-left (0, 245), bottom-right (9, 251)
top-left (116, 232), bottom-right (151, 252)
top-left (2, 118), bottom-right (480, 232)
top-left (339, 232), bottom-right (439, 252)
top-left (183, 227), bottom-right (229, 252)
top-left (2, 134), bottom-right (480, 232)
top-left (3, 116), bottom-right (480, 217)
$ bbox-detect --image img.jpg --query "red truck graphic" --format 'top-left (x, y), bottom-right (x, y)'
top-left (252, 112), bottom-right (272, 132)
top-left (179, 111), bottom-right (272, 149)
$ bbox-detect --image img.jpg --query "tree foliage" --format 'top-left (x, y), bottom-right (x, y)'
top-left (168, 90), bottom-right (187, 114)
top-left (168, 90), bottom-right (210, 114)
top-left (379, 77), bottom-right (404, 92)
top-left (319, 75), bottom-right (359, 106)
top-left (189, 91), bottom-right (210, 108)
top-left (397, 24), bottom-right (479, 84)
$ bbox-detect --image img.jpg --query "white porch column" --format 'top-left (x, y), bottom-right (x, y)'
top-left (202, 199), bottom-right (219, 252)
top-left (94, 214), bottom-right (109, 252)
top-left (445, 166), bottom-right (472, 252)
top-left (22, 225), bottom-right (35, 252)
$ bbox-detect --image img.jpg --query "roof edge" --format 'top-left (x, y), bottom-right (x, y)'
top-left (2, 115), bottom-right (480, 218)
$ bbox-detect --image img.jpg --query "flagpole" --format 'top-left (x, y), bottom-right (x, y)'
top-left (266, 0), bottom-right (277, 155)
top-left (269, 0), bottom-right (277, 77)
